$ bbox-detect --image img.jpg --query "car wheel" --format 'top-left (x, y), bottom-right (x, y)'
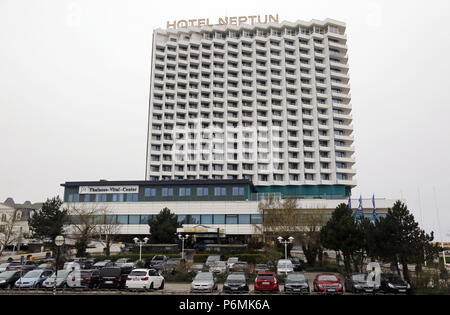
top-left (159, 280), bottom-right (164, 290)
top-left (149, 282), bottom-right (154, 291)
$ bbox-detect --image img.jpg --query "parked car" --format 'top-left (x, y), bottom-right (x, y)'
top-left (42, 270), bottom-right (70, 289)
top-left (67, 269), bottom-right (101, 289)
top-left (114, 258), bottom-right (134, 268)
top-left (165, 258), bottom-right (182, 271)
top-left (254, 272), bottom-right (279, 292)
top-left (313, 274), bottom-right (343, 294)
top-left (37, 263), bottom-right (53, 270)
top-left (209, 261), bottom-right (227, 274)
top-left (190, 272), bottom-right (218, 293)
top-left (93, 260), bottom-right (114, 269)
top-left (15, 269), bottom-right (53, 289)
top-left (98, 266), bottom-right (133, 289)
top-left (205, 255), bottom-right (221, 268)
top-left (223, 272), bottom-right (249, 293)
top-left (289, 257), bottom-right (303, 271)
top-left (254, 264), bottom-right (270, 274)
top-left (188, 263), bottom-right (205, 273)
top-left (150, 255), bottom-right (168, 270)
top-left (0, 270), bottom-right (21, 289)
top-left (63, 262), bottom-right (81, 271)
top-left (226, 257), bottom-right (239, 271)
top-left (230, 262), bottom-right (247, 272)
top-left (125, 268), bottom-right (165, 291)
top-left (344, 273), bottom-right (379, 294)
top-left (284, 272), bottom-right (310, 294)
top-left (8, 260), bottom-right (37, 272)
top-left (380, 273), bottom-right (411, 294)
top-left (0, 262), bottom-right (21, 272)
top-left (277, 259), bottom-right (294, 275)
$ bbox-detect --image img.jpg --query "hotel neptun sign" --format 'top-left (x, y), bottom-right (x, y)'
top-left (166, 14), bottom-right (279, 29)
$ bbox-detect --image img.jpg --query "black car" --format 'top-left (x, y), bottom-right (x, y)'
top-left (98, 266), bottom-right (132, 289)
top-left (0, 270), bottom-right (21, 289)
top-left (344, 273), bottom-right (379, 294)
top-left (380, 274), bottom-right (410, 294)
top-left (222, 273), bottom-right (249, 293)
top-left (284, 272), bottom-right (310, 294)
top-left (289, 258), bottom-right (303, 271)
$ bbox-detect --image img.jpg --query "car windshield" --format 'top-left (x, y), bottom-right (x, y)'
top-left (23, 270), bottom-right (43, 278)
top-left (0, 263), bottom-right (9, 268)
top-left (194, 273), bottom-right (213, 280)
top-left (129, 270), bottom-right (147, 277)
top-left (287, 273), bottom-right (306, 281)
top-left (207, 256), bottom-right (220, 262)
top-left (257, 274), bottom-right (274, 280)
top-left (0, 271), bottom-right (18, 278)
top-left (213, 261), bottom-right (226, 266)
top-left (256, 265), bottom-right (268, 269)
top-left (352, 274), bottom-right (367, 281)
top-left (228, 258), bottom-right (239, 263)
top-left (290, 258), bottom-right (300, 263)
top-left (318, 275), bottom-right (338, 281)
top-left (227, 274), bottom-right (245, 281)
top-left (153, 256), bottom-right (165, 260)
top-left (278, 262), bottom-right (292, 268)
top-left (387, 274), bottom-right (404, 282)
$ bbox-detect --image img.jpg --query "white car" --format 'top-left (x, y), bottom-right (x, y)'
top-left (125, 268), bottom-right (164, 291)
top-left (209, 261), bottom-right (227, 274)
top-left (226, 257), bottom-right (239, 271)
top-left (277, 259), bottom-right (294, 275)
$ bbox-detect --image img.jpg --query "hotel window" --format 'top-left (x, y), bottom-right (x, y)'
top-left (239, 214), bottom-right (250, 224)
top-left (112, 194), bottom-right (124, 202)
top-left (196, 187), bottom-right (209, 196)
top-left (68, 193), bottom-right (79, 203)
top-left (189, 215), bottom-right (201, 224)
top-left (129, 215), bottom-right (140, 225)
top-left (140, 215), bottom-right (153, 224)
top-left (126, 194), bottom-right (138, 202)
top-left (305, 174), bottom-right (315, 180)
top-left (214, 187), bottom-right (227, 196)
top-left (337, 173), bottom-right (348, 180)
top-left (201, 215), bottom-right (213, 224)
top-left (144, 188), bottom-right (157, 197)
top-left (95, 194), bottom-right (107, 202)
top-left (162, 187), bottom-right (174, 197)
top-left (226, 214), bottom-right (238, 224)
top-left (232, 187), bottom-right (245, 196)
top-left (117, 215), bottom-right (128, 225)
top-left (83, 194), bottom-right (91, 202)
top-left (251, 214), bottom-right (262, 224)
top-left (177, 215), bottom-right (186, 224)
top-left (213, 214), bottom-right (225, 224)
top-left (179, 187), bottom-right (191, 197)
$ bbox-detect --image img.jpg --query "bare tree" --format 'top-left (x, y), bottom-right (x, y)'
top-left (94, 208), bottom-right (121, 257)
top-left (255, 196), bottom-right (327, 266)
top-left (65, 204), bottom-right (107, 257)
top-left (0, 206), bottom-right (22, 256)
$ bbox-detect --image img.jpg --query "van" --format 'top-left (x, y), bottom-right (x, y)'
top-left (277, 259), bottom-right (294, 275)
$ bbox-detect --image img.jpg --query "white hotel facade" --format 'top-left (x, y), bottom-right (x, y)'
top-left (62, 19), bottom-right (398, 243)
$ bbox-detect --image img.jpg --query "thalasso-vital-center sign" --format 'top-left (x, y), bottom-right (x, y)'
top-left (166, 14), bottom-right (280, 29)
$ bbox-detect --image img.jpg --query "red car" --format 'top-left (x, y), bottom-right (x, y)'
top-left (313, 274), bottom-right (343, 294)
top-left (254, 272), bottom-right (279, 292)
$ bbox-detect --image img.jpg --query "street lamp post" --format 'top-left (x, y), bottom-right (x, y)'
top-left (53, 235), bottom-right (65, 296)
top-left (133, 237), bottom-right (149, 264)
top-left (178, 234), bottom-right (189, 261)
top-left (277, 236), bottom-right (294, 260)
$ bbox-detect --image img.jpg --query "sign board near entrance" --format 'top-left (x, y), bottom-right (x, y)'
top-left (79, 186), bottom-right (139, 194)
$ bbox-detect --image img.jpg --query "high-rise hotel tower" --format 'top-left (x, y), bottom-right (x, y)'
top-left (145, 18), bottom-right (355, 198)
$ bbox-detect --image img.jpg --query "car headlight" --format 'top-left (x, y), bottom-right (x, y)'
top-left (354, 284), bottom-right (361, 288)
top-left (407, 283), bottom-right (410, 289)
top-left (388, 283), bottom-right (395, 288)
top-left (0, 280), bottom-right (6, 284)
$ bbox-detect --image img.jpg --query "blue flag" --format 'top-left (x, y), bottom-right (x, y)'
top-left (348, 195), bottom-right (352, 210)
top-left (372, 194), bottom-right (378, 221)
top-left (355, 195), bottom-right (363, 222)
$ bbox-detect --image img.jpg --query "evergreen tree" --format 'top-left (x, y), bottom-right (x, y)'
top-left (148, 208), bottom-right (181, 243)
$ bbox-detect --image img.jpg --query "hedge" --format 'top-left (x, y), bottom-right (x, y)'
top-left (88, 253), bottom-right (181, 261)
top-left (193, 253), bottom-right (272, 264)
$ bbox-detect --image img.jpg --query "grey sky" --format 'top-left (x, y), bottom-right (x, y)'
top-left (0, 0), bottom-right (449, 241)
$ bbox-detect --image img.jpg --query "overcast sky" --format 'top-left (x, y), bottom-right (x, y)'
top-left (0, 0), bottom-right (449, 241)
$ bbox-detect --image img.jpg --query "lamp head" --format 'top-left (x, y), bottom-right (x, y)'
top-left (133, 237), bottom-right (139, 243)
top-left (288, 236), bottom-right (294, 242)
top-left (277, 236), bottom-right (283, 243)
top-left (143, 237), bottom-right (149, 243)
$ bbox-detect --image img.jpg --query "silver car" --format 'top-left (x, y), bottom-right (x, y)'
top-left (190, 272), bottom-right (218, 293)
top-left (42, 270), bottom-right (70, 289)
